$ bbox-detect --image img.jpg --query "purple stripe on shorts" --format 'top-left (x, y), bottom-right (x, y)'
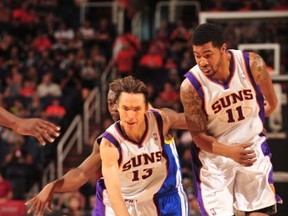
top-left (92, 178), bottom-right (106, 216)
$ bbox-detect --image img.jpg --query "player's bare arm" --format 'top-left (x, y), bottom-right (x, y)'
top-left (157, 108), bottom-right (187, 133)
top-left (100, 138), bottom-right (129, 216)
top-left (0, 107), bottom-right (60, 145)
top-left (180, 79), bottom-right (256, 166)
top-left (249, 52), bottom-right (278, 116)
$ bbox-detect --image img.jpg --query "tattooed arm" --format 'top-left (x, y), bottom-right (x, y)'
top-left (180, 78), bottom-right (256, 166)
top-left (249, 52), bottom-right (278, 117)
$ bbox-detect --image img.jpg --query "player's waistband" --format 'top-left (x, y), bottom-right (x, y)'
top-left (123, 186), bottom-right (184, 203)
top-left (155, 185), bottom-right (185, 198)
top-left (123, 195), bottom-right (154, 203)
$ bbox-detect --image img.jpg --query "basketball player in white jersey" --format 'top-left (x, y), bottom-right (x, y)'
top-left (26, 76), bottom-right (189, 216)
top-left (180, 23), bottom-right (282, 216)
top-left (95, 76), bottom-right (189, 215)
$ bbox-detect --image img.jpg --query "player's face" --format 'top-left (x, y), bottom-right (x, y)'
top-left (193, 42), bottom-right (226, 79)
top-left (107, 90), bottom-right (119, 121)
top-left (117, 92), bottom-right (148, 132)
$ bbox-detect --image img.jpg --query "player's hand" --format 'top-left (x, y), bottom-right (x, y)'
top-left (229, 142), bottom-right (256, 166)
top-left (14, 118), bottom-right (60, 145)
top-left (25, 183), bottom-right (54, 216)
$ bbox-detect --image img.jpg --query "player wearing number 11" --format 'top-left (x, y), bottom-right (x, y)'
top-left (180, 23), bottom-right (282, 215)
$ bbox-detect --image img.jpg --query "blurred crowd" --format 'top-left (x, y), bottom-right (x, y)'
top-left (0, 0), bottom-right (287, 215)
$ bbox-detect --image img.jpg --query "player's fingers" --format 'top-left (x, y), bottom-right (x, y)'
top-left (34, 127), bottom-right (59, 145)
top-left (39, 121), bottom-right (61, 137)
top-left (242, 155), bottom-right (257, 166)
top-left (41, 130), bottom-right (56, 143)
top-left (41, 120), bottom-right (61, 132)
top-left (241, 142), bottom-right (254, 148)
top-left (47, 201), bottom-right (53, 212)
top-left (38, 202), bottom-right (46, 216)
top-left (241, 149), bottom-right (254, 156)
top-left (36, 135), bottom-right (46, 146)
top-left (244, 152), bottom-right (256, 159)
top-left (26, 198), bottom-right (37, 214)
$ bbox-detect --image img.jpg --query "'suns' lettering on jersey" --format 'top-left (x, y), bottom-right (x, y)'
top-left (212, 89), bottom-right (253, 114)
top-left (122, 151), bottom-right (162, 171)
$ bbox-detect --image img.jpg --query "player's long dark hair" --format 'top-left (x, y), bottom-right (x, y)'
top-left (192, 23), bottom-right (224, 48)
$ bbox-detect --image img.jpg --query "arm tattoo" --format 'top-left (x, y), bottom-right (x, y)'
top-left (249, 52), bottom-right (269, 84)
top-left (180, 80), bottom-right (207, 135)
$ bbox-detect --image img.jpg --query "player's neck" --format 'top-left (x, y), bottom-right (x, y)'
top-left (120, 121), bottom-right (146, 143)
top-left (215, 52), bottom-right (231, 83)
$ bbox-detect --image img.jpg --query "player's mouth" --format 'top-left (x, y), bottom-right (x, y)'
top-left (126, 122), bottom-right (136, 126)
top-left (201, 68), bottom-right (212, 76)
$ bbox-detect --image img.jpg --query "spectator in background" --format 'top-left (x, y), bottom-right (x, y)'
top-left (7, 45), bottom-right (21, 67)
top-left (20, 79), bottom-right (37, 98)
top-left (0, 2), bottom-right (11, 23)
top-left (32, 32), bottom-right (52, 53)
top-left (60, 67), bottom-right (82, 94)
top-left (150, 28), bottom-right (170, 58)
top-left (12, 2), bottom-right (33, 23)
top-left (9, 99), bottom-right (29, 118)
top-left (139, 44), bottom-right (163, 69)
top-left (155, 81), bottom-right (180, 109)
top-left (112, 41), bottom-right (135, 78)
top-left (26, 94), bottom-right (43, 118)
top-left (112, 32), bottom-right (141, 60)
top-left (90, 45), bottom-right (106, 69)
top-left (53, 20), bottom-right (75, 42)
top-left (37, 49), bottom-right (55, 73)
top-left (0, 170), bottom-right (13, 202)
top-left (37, 72), bottom-right (62, 98)
top-left (79, 19), bottom-right (96, 49)
top-left (3, 69), bottom-right (23, 98)
top-left (67, 30), bottom-right (84, 51)
top-left (59, 51), bottom-right (76, 71)
top-left (80, 58), bottom-right (100, 90)
top-left (23, 49), bottom-right (38, 68)
top-left (179, 49), bottom-right (195, 77)
top-left (56, 190), bottom-right (86, 215)
top-left (44, 98), bottom-right (66, 124)
top-left (2, 134), bottom-right (36, 199)
top-left (25, 66), bottom-right (39, 84)
top-left (94, 18), bottom-right (115, 59)
top-left (138, 44), bottom-right (166, 93)
top-left (170, 20), bottom-right (191, 44)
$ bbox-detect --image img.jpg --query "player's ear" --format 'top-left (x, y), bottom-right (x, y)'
top-left (145, 104), bottom-right (149, 111)
top-left (221, 43), bottom-right (227, 54)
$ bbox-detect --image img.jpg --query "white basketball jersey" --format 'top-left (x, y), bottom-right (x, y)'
top-left (185, 49), bottom-right (265, 144)
top-left (102, 110), bottom-right (167, 201)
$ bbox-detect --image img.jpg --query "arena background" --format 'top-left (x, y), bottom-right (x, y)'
top-left (0, 0), bottom-right (287, 215)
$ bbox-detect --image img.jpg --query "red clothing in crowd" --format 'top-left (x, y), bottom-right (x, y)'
top-left (114, 46), bottom-right (135, 75)
top-left (0, 180), bottom-right (12, 199)
top-left (12, 8), bottom-right (34, 23)
top-left (45, 99), bottom-right (66, 118)
top-left (33, 36), bottom-right (52, 53)
top-left (139, 54), bottom-right (163, 68)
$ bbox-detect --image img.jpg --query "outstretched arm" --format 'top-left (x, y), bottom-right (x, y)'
top-left (180, 78), bottom-right (256, 166)
top-left (26, 141), bottom-right (101, 216)
top-left (249, 52), bottom-right (278, 117)
top-left (153, 107), bottom-right (187, 131)
top-left (0, 107), bottom-right (60, 145)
